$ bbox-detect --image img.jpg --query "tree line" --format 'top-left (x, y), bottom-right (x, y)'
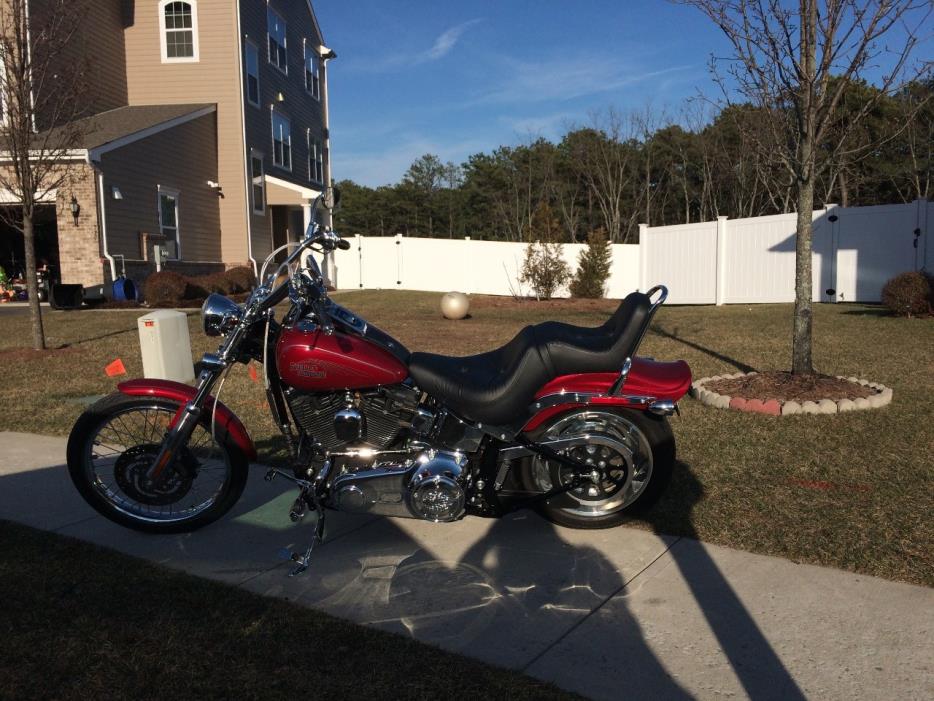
top-left (334, 78), bottom-right (932, 244)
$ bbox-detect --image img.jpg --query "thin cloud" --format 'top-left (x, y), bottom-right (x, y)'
top-left (471, 56), bottom-right (694, 105)
top-left (348, 19), bottom-right (483, 73)
top-left (422, 19), bottom-right (482, 62)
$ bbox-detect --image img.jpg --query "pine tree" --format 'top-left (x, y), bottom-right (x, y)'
top-left (570, 228), bottom-right (612, 298)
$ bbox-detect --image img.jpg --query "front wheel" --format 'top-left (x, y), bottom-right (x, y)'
top-left (67, 393), bottom-right (249, 534)
top-left (518, 408), bottom-right (674, 529)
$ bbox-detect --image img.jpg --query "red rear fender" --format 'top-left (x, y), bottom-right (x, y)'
top-left (117, 379), bottom-right (257, 461)
top-left (523, 358), bottom-right (692, 432)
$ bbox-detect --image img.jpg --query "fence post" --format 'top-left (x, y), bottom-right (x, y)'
top-left (914, 198), bottom-right (928, 272)
top-left (715, 216), bottom-right (728, 305)
top-left (638, 223), bottom-right (648, 292)
top-left (395, 234), bottom-right (403, 286)
top-left (823, 203), bottom-right (839, 302)
top-left (356, 234), bottom-right (363, 288)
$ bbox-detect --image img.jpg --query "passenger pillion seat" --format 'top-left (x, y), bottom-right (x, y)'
top-left (407, 291), bottom-right (654, 426)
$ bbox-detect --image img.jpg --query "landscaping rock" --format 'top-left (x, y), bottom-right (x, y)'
top-left (837, 399), bottom-right (856, 412)
top-left (854, 397), bottom-right (871, 410)
top-left (880, 387), bottom-right (893, 401)
top-left (868, 392), bottom-right (891, 409)
top-left (801, 401), bottom-right (821, 414)
top-left (818, 399), bottom-right (838, 414)
top-left (858, 379), bottom-right (871, 386)
top-left (714, 395), bottom-right (731, 409)
top-left (782, 401), bottom-right (801, 415)
top-left (847, 376), bottom-right (860, 384)
top-left (744, 398), bottom-right (781, 416)
top-left (729, 397), bottom-right (747, 411)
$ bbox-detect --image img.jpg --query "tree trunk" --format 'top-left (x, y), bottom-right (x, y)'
top-left (22, 211), bottom-right (46, 351)
top-left (792, 180), bottom-right (814, 375)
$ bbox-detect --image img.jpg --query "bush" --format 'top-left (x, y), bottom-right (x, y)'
top-left (193, 273), bottom-right (233, 296)
top-left (143, 271), bottom-right (188, 305)
top-left (881, 271), bottom-right (933, 317)
top-left (225, 266), bottom-right (256, 293)
top-left (519, 202), bottom-right (570, 300)
top-left (570, 227), bottom-right (612, 298)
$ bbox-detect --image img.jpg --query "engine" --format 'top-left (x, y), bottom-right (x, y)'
top-left (284, 384), bottom-right (473, 523)
top-left (284, 384), bottom-right (420, 452)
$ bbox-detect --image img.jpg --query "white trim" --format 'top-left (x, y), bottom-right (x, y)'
top-left (270, 108), bottom-right (291, 171)
top-left (304, 0), bottom-right (325, 44)
top-left (265, 174), bottom-right (320, 200)
top-left (244, 39), bottom-right (260, 108)
top-left (157, 185), bottom-right (182, 259)
top-left (95, 166), bottom-right (118, 282)
top-left (0, 187), bottom-right (57, 204)
top-left (159, 0), bottom-right (201, 64)
top-left (267, 5), bottom-right (288, 75)
top-left (0, 149), bottom-right (89, 162)
top-left (250, 149), bottom-right (266, 215)
top-left (87, 105), bottom-right (216, 162)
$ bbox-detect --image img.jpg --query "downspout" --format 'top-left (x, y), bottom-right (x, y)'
top-left (320, 47), bottom-right (336, 228)
top-left (235, 0), bottom-right (258, 274)
top-left (88, 154), bottom-right (117, 282)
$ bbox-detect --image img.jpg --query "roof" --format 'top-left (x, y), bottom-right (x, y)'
top-left (76, 104), bottom-right (216, 154)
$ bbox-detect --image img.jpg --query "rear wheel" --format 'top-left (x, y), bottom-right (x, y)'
top-left (518, 408), bottom-right (674, 529)
top-left (67, 393), bottom-right (249, 534)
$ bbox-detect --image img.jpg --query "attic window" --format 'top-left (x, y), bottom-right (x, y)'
top-left (160, 1), bottom-right (199, 63)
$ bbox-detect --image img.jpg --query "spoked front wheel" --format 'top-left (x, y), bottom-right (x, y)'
top-left (67, 393), bottom-right (249, 533)
top-left (519, 408), bottom-right (674, 529)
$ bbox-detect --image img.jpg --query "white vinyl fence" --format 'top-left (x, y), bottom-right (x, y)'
top-left (327, 199), bottom-right (931, 304)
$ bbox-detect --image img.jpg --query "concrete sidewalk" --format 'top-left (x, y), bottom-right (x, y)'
top-left (1, 430), bottom-right (931, 700)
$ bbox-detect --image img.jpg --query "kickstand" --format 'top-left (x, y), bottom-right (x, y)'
top-left (289, 501), bottom-right (326, 577)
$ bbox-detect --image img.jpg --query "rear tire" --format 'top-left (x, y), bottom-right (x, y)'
top-left (518, 407), bottom-right (674, 529)
top-left (67, 393), bottom-right (250, 534)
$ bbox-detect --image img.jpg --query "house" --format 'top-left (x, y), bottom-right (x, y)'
top-left (0, 0), bottom-right (333, 290)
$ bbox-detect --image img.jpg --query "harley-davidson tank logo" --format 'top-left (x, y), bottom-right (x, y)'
top-left (289, 361), bottom-right (326, 379)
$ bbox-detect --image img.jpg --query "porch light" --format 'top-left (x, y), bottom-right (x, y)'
top-left (69, 196), bottom-right (80, 226)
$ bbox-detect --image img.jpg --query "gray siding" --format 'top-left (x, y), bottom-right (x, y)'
top-left (100, 113), bottom-right (221, 262)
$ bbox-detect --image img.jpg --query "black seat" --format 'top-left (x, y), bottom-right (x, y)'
top-left (408, 292), bottom-right (652, 425)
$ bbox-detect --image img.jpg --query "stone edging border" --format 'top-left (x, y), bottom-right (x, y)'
top-left (690, 372), bottom-right (893, 416)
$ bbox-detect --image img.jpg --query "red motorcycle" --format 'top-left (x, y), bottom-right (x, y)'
top-left (67, 193), bottom-right (691, 575)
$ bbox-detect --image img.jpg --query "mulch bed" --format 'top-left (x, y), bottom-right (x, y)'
top-left (706, 371), bottom-right (874, 403)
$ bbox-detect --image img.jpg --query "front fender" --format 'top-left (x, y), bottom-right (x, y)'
top-left (117, 379), bottom-right (258, 461)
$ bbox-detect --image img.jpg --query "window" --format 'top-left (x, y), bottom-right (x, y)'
top-left (267, 7), bottom-right (287, 73)
top-left (251, 151), bottom-right (265, 214)
top-left (304, 43), bottom-right (320, 99)
top-left (159, 1), bottom-right (199, 63)
top-left (271, 111), bottom-right (291, 169)
top-left (308, 134), bottom-right (324, 184)
top-left (245, 41), bottom-right (260, 107)
top-left (158, 187), bottom-right (181, 258)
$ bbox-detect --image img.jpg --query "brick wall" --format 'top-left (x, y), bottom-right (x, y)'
top-left (56, 164), bottom-right (106, 287)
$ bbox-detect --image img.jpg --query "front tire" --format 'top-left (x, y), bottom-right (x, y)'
top-left (67, 393), bottom-right (249, 534)
top-left (518, 408), bottom-right (674, 529)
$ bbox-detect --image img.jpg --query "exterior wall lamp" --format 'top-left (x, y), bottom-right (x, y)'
top-left (69, 195), bottom-right (80, 226)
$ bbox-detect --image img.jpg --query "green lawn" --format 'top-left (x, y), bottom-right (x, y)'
top-left (1, 292), bottom-right (932, 586)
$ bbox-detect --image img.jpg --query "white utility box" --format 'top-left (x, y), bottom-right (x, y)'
top-left (137, 310), bottom-right (195, 382)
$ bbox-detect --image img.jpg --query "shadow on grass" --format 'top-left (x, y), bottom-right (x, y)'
top-left (651, 324), bottom-right (757, 373)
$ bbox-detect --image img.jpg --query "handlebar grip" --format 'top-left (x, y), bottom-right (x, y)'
top-left (337, 239), bottom-right (351, 251)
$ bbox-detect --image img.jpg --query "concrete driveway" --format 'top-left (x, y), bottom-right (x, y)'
top-left (1, 431), bottom-right (931, 700)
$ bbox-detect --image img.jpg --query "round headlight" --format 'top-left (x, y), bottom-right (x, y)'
top-left (201, 293), bottom-right (243, 337)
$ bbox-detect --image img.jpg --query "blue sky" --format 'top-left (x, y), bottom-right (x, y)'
top-left (313, 1), bottom-right (929, 187)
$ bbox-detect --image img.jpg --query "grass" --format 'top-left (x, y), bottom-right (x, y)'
top-left (0, 292), bottom-right (932, 587)
top-left (0, 520), bottom-right (580, 701)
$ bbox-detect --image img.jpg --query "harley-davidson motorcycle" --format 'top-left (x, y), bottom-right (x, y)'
top-left (67, 193), bottom-right (691, 575)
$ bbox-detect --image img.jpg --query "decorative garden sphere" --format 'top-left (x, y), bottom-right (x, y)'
top-left (441, 291), bottom-right (470, 320)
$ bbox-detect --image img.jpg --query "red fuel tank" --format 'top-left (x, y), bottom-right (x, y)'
top-left (276, 324), bottom-right (409, 391)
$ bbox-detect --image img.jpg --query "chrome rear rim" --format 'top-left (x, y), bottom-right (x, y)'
top-left (529, 410), bottom-right (653, 518)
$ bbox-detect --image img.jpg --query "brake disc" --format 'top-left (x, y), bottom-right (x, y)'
top-left (114, 445), bottom-right (196, 506)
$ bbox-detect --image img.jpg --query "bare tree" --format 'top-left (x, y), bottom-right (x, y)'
top-left (682, 0), bottom-right (928, 374)
top-left (0, 0), bottom-right (90, 350)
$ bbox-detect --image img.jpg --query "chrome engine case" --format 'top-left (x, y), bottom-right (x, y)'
top-left (330, 450), bottom-right (467, 522)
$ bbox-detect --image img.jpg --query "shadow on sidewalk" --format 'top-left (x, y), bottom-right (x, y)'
top-left (1, 454), bottom-right (804, 699)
